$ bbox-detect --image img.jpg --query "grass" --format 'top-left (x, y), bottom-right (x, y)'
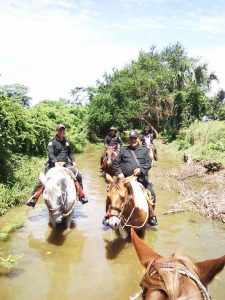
top-left (173, 120), bottom-right (225, 164)
top-left (0, 156), bottom-right (46, 216)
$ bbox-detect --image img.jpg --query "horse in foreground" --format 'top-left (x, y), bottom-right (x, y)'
top-left (101, 146), bottom-right (118, 176)
top-left (105, 174), bottom-right (151, 239)
top-left (40, 167), bottom-right (77, 229)
top-left (130, 228), bottom-right (225, 300)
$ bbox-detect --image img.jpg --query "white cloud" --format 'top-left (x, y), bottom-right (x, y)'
top-left (178, 13), bottom-right (225, 34)
top-left (0, 1), bottom-right (139, 103)
top-left (0, 0), bottom-right (225, 104)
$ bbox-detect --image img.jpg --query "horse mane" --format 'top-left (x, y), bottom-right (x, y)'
top-left (141, 252), bottom-right (198, 299)
top-left (45, 168), bottom-right (68, 198)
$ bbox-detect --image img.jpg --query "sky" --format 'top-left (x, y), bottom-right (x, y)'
top-left (0, 0), bottom-right (225, 104)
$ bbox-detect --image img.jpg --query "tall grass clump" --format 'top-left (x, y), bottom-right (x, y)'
top-left (175, 121), bottom-right (225, 164)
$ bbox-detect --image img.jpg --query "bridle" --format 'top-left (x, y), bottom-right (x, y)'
top-left (130, 263), bottom-right (211, 300)
top-left (106, 182), bottom-right (149, 229)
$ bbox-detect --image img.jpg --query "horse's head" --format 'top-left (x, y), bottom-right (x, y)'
top-left (105, 174), bottom-right (132, 229)
top-left (104, 146), bottom-right (117, 168)
top-left (40, 171), bottom-right (67, 224)
top-left (131, 228), bottom-right (225, 300)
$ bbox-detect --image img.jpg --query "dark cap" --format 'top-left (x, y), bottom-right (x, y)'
top-left (56, 124), bottom-right (66, 131)
top-left (109, 126), bottom-right (117, 131)
top-left (129, 130), bottom-right (139, 138)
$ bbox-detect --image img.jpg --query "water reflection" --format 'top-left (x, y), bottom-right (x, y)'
top-left (0, 147), bottom-right (224, 300)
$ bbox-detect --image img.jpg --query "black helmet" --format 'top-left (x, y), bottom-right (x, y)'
top-left (129, 130), bottom-right (139, 138)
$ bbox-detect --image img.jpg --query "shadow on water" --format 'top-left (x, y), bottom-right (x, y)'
top-left (47, 226), bottom-right (72, 246)
top-left (0, 268), bottom-right (24, 279)
top-left (104, 236), bottom-right (127, 260)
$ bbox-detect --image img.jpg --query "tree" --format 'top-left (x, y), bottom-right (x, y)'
top-left (0, 84), bottom-right (32, 108)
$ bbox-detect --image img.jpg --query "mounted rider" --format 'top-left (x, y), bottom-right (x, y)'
top-left (141, 126), bottom-right (158, 160)
top-left (26, 124), bottom-right (88, 207)
top-left (100, 126), bottom-right (123, 171)
top-left (102, 130), bottom-right (158, 226)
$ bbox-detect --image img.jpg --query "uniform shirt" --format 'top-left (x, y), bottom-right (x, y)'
top-left (104, 135), bottom-right (123, 147)
top-left (48, 136), bottom-right (74, 167)
top-left (114, 145), bottom-right (151, 177)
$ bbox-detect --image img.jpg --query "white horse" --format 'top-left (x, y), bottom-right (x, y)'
top-left (39, 167), bottom-right (77, 229)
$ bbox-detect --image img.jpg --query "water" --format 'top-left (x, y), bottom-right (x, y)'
top-left (0, 147), bottom-right (224, 300)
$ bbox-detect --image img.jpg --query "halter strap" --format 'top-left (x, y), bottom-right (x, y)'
top-left (140, 263), bottom-right (211, 300)
top-left (109, 205), bottom-right (121, 213)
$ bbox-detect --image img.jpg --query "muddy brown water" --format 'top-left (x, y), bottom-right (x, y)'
top-left (0, 147), bottom-right (224, 300)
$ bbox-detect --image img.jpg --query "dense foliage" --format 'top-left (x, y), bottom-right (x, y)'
top-left (87, 43), bottom-right (224, 138)
top-left (0, 95), bottom-right (88, 183)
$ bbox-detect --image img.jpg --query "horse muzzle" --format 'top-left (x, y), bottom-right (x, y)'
top-left (109, 216), bottom-right (121, 229)
top-left (54, 215), bottom-right (63, 223)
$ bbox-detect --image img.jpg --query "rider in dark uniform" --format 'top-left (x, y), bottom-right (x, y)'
top-left (102, 130), bottom-right (158, 226)
top-left (26, 124), bottom-right (88, 207)
top-left (100, 126), bottom-right (123, 171)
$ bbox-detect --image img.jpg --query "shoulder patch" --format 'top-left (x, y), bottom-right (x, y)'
top-left (48, 141), bottom-right (53, 146)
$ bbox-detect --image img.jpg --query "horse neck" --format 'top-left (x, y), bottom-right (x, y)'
top-left (56, 169), bottom-right (76, 204)
top-left (128, 180), bottom-right (148, 212)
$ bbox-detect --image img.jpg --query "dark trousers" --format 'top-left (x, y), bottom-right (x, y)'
top-left (31, 163), bottom-right (83, 195)
top-left (138, 175), bottom-right (156, 210)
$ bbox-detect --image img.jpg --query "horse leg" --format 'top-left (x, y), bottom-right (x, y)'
top-left (65, 209), bottom-right (74, 229)
top-left (49, 212), bottom-right (57, 228)
top-left (118, 224), bottom-right (128, 240)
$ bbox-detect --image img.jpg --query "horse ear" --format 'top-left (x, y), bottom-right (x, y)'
top-left (196, 255), bottom-right (225, 286)
top-left (105, 173), bottom-right (114, 184)
top-left (131, 228), bottom-right (160, 268)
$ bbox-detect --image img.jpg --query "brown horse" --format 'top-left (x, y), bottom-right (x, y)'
top-left (101, 146), bottom-right (118, 176)
top-left (130, 229), bottom-right (225, 300)
top-left (105, 174), bottom-right (152, 239)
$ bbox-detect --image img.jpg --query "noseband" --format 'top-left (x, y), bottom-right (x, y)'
top-left (130, 263), bottom-right (211, 300)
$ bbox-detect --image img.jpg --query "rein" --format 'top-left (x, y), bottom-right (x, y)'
top-left (129, 263), bottom-right (211, 300)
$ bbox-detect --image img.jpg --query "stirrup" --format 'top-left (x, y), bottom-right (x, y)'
top-left (79, 195), bottom-right (88, 205)
top-left (26, 196), bottom-right (36, 208)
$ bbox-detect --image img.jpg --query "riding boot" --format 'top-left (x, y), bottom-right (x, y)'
top-left (73, 180), bottom-right (88, 205)
top-left (26, 185), bottom-right (45, 207)
top-left (148, 206), bottom-right (158, 226)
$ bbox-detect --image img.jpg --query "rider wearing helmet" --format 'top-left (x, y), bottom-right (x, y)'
top-left (26, 124), bottom-right (88, 207)
top-left (102, 130), bottom-right (158, 227)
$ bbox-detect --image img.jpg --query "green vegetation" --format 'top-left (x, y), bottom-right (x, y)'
top-left (175, 120), bottom-right (225, 164)
top-left (87, 43), bottom-right (224, 138)
top-left (0, 89), bottom-right (88, 215)
top-left (0, 214), bottom-right (26, 240)
top-left (0, 254), bottom-right (23, 269)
